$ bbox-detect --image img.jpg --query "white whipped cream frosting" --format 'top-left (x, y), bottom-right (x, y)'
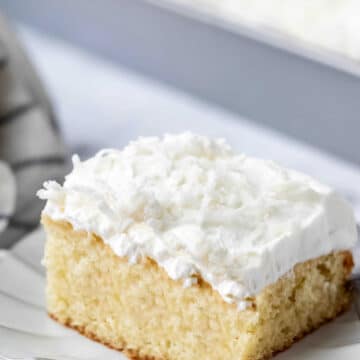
top-left (38, 133), bottom-right (357, 309)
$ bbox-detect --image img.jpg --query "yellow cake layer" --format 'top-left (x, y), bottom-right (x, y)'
top-left (42, 216), bottom-right (353, 360)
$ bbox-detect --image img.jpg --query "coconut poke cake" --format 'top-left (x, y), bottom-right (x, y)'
top-left (38, 133), bottom-right (357, 360)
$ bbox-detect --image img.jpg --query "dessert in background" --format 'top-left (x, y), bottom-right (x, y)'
top-left (38, 133), bottom-right (357, 360)
top-left (168, 0), bottom-right (360, 61)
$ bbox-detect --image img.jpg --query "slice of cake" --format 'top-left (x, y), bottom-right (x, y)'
top-left (38, 133), bottom-right (357, 360)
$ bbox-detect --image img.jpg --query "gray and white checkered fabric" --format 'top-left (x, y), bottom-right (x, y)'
top-left (0, 14), bottom-right (68, 248)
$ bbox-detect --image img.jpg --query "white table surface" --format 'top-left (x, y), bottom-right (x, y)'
top-left (18, 26), bottom-right (360, 221)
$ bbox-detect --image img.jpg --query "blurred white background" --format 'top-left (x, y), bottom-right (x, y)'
top-left (17, 26), bottom-right (360, 220)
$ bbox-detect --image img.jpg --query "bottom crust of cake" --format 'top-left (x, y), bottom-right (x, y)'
top-left (49, 312), bottom-right (160, 360)
top-left (43, 217), bottom-right (354, 360)
top-left (49, 305), bottom-right (350, 360)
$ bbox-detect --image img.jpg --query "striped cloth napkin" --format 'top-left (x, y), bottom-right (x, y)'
top-left (0, 14), bottom-right (68, 248)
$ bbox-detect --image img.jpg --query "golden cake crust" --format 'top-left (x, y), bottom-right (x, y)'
top-left (49, 312), bottom-right (163, 360)
top-left (43, 216), bottom-right (354, 360)
top-left (49, 305), bottom-right (350, 360)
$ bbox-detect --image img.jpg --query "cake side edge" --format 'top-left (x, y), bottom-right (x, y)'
top-left (42, 216), bottom-right (354, 360)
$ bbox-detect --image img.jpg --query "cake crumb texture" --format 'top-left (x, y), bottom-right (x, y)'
top-left (43, 216), bottom-right (353, 360)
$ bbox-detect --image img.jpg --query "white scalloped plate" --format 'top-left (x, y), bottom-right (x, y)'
top-left (1, 229), bottom-right (360, 360)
